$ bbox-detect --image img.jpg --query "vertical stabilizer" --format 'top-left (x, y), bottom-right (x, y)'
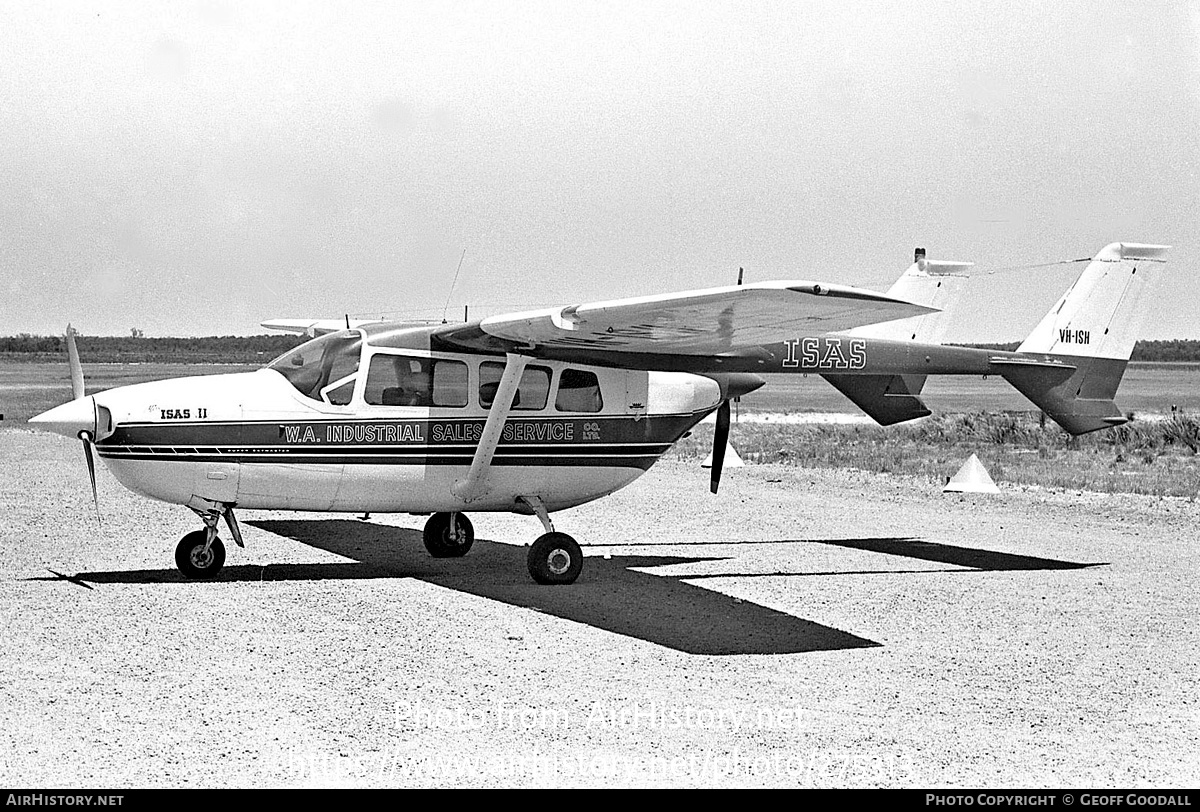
top-left (849, 251), bottom-right (972, 343)
top-left (1017, 242), bottom-right (1169, 360)
top-left (1001, 242), bottom-right (1170, 434)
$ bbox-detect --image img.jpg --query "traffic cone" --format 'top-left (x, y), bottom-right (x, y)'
top-left (943, 453), bottom-right (999, 494)
top-left (701, 443), bottom-right (744, 468)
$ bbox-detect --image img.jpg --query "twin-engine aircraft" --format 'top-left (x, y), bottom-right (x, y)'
top-left (31, 242), bottom-right (1169, 585)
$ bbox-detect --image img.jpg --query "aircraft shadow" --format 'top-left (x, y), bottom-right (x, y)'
top-left (596, 538), bottom-right (1105, 573)
top-left (251, 520), bottom-right (882, 656)
top-left (40, 524), bottom-right (1102, 657)
top-left (812, 537), bottom-right (1104, 570)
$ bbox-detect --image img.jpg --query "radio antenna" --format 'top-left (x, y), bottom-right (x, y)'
top-left (441, 249), bottom-right (467, 324)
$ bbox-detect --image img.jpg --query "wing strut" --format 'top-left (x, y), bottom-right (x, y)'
top-left (451, 353), bottom-right (529, 504)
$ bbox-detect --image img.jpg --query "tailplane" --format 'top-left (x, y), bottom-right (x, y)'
top-left (999, 242), bottom-right (1170, 434)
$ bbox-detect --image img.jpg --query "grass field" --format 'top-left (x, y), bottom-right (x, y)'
top-left (5, 361), bottom-right (1200, 497)
top-left (673, 411), bottom-right (1200, 498)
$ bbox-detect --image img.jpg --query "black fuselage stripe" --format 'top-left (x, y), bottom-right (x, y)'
top-left (97, 443), bottom-right (670, 455)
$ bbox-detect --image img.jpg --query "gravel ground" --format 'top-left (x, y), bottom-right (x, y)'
top-left (2, 427), bottom-right (1197, 788)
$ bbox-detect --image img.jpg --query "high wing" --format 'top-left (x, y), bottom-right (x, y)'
top-left (449, 280), bottom-right (935, 357)
top-left (261, 318), bottom-right (389, 336)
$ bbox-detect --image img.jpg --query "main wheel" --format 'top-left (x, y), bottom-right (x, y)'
top-left (175, 530), bottom-right (226, 579)
top-left (423, 512), bottom-right (474, 558)
top-left (527, 532), bottom-right (583, 585)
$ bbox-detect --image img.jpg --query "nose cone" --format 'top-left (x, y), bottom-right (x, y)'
top-left (30, 396), bottom-right (96, 439)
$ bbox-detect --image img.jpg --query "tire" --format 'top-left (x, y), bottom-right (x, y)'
top-left (175, 530), bottom-right (226, 579)
top-left (423, 512), bottom-right (474, 558)
top-left (527, 532), bottom-right (583, 585)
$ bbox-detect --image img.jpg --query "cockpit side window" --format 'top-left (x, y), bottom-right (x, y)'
top-left (267, 331), bottom-right (362, 405)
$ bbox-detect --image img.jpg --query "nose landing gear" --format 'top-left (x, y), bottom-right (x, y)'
top-left (175, 530), bottom-right (225, 579)
top-left (175, 502), bottom-right (242, 579)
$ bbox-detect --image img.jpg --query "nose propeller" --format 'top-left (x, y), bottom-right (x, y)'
top-left (709, 398), bottom-right (731, 494)
top-left (80, 430), bottom-right (100, 524)
top-left (29, 326), bottom-right (103, 524)
top-left (67, 327), bottom-right (101, 524)
top-left (66, 323), bottom-right (84, 401)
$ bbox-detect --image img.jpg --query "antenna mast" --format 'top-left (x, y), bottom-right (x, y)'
top-left (441, 249), bottom-right (467, 324)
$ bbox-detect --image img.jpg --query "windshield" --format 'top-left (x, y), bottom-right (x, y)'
top-left (267, 331), bottom-right (363, 404)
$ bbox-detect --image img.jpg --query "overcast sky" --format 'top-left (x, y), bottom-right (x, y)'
top-left (3, 1), bottom-right (1197, 340)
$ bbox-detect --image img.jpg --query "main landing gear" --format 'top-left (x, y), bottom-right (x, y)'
top-left (423, 512), bottom-right (475, 558)
top-left (517, 496), bottom-right (581, 585)
top-left (527, 532), bottom-right (583, 586)
top-left (175, 502), bottom-right (242, 579)
top-left (172, 500), bottom-right (584, 585)
top-left (421, 498), bottom-right (583, 585)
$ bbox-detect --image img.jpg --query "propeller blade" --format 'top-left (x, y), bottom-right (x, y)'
top-left (710, 399), bottom-right (730, 494)
top-left (80, 432), bottom-right (101, 525)
top-left (65, 325), bottom-right (85, 400)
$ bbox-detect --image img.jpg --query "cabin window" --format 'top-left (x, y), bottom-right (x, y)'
top-left (555, 369), bottom-right (603, 413)
top-left (478, 362), bottom-right (551, 410)
top-left (267, 331), bottom-right (362, 405)
top-left (432, 360), bottom-right (469, 406)
top-left (365, 355), bottom-right (468, 407)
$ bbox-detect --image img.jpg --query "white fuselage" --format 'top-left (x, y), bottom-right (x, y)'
top-left (83, 345), bottom-right (720, 515)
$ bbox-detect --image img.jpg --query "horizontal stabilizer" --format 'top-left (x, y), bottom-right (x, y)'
top-left (1000, 357), bottom-right (1129, 434)
top-left (822, 373), bottom-right (931, 426)
top-left (988, 356), bottom-right (1077, 371)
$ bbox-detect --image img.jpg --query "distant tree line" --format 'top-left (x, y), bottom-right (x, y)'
top-left (1129, 340), bottom-right (1200, 362)
top-left (0, 334), bottom-right (306, 364)
top-left (953, 340), bottom-right (1200, 362)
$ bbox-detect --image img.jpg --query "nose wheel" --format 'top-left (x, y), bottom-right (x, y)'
top-left (175, 502), bottom-right (241, 579)
top-left (175, 530), bottom-right (226, 579)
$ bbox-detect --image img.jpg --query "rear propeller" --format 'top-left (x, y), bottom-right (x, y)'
top-left (709, 399), bottom-right (731, 494)
top-left (66, 326), bottom-right (101, 525)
